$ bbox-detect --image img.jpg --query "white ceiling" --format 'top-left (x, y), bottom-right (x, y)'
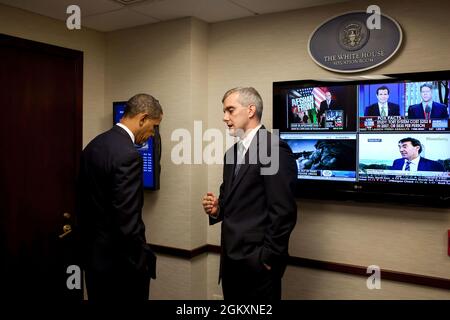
top-left (0, 0), bottom-right (348, 32)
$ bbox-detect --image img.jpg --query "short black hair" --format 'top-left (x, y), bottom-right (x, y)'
top-left (399, 137), bottom-right (422, 154)
top-left (124, 93), bottom-right (163, 119)
top-left (376, 86), bottom-right (390, 95)
top-left (420, 83), bottom-right (433, 92)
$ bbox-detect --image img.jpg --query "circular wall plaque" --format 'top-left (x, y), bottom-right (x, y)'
top-left (308, 11), bottom-right (402, 73)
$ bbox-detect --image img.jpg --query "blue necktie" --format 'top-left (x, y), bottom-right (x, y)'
top-left (405, 160), bottom-right (411, 171)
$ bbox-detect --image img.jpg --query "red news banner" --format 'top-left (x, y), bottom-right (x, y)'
top-left (360, 116), bottom-right (450, 131)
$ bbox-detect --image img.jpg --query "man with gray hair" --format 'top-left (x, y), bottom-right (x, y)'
top-left (202, 87), bottom-right (297, 301)
top-left (78, 93), bottom-right (162, 301)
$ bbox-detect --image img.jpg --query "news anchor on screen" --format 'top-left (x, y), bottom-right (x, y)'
top-left (364, 86), bottom-right (400, 116)
top-left (318, 91), bottom-right (337, 127)
top-left (391, 137), bottom-right (445, 172)
top-left (407, 83), bottom-right (449, 119)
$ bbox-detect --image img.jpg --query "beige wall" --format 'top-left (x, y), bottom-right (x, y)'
top-left (105, 18), bottom-right (210, 298)
top-left (2, 0), bottom-right (449, 300)
top-left (0, 4), bottom-right (106, 146)
top-left (105, 17), bottom-right (209, 253)
top-left (206, 0), bottom-right (450, 299)
top-left (283, 265), bottom-right (450, 299)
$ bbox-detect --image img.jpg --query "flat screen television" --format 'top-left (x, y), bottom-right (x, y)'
top-left (113, 101), bottom-right (161, 190)
top-left (273, 70), bottom-right (450, 206)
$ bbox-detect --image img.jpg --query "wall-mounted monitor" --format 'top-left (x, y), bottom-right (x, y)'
top-left (113, 101), bottom-right (161, 190)
top-left (273, 71), bottom-right (450, 205)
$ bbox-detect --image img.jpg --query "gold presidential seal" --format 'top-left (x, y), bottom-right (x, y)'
top-left (338, 20), bottom-right (369, 51)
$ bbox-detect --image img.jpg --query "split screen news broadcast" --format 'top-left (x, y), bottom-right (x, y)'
top-left (273, 71), bottom-right (450, 202)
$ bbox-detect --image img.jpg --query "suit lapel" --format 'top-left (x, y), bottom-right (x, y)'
top-left (224, 144), bottom-right (236, 196)
top-left (374, 106), bottom-right (380, 116)
top-left (417, 158), bottom-right (424, 171)
top-left (430, 102), bottom-right (438, 118)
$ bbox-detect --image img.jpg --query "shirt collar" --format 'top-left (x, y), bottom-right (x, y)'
top-left (116, 123), bottom-right (135, 143)
top-left (407, 156), bottom-right (420, 165)
top-left (422, 101), bottom-right (433, 109)
top-left (239, 124), bottom-right (262, 151)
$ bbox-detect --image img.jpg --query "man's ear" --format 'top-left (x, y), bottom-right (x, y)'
top-left (139, 113), bottom-right (149, 126)
top-left (248, 104), bottom-right (256, 118)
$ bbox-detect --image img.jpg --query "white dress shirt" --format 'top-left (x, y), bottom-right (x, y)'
top-left (239, 124), bottom-right (262, 155)
top-left (378, 102), bottom-right (388, 116)
top-left (116, 122), bottom-right (135, 144)
top-left (402, 156), bottom-right (420, 172)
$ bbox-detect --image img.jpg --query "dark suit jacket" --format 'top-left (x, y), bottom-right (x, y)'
top-left (364, 102), bottom-right (400, 116)
top-left (391, 157), bottom-right (445, 172)
top-left (318, 100), bottom-right (336, 118)
top-left (407, 102), bottom-right (449, 119)
top-left (210, 126), bottom-right (297, 277)
top-left (77, 125), bottom-right (156, 279)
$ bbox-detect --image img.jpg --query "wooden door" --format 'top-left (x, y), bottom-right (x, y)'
top-left (0, 33), bottom-right (83, 300)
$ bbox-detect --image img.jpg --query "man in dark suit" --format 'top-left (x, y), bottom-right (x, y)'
top-left (407, 83), bottom-right (449, 119)
top-left (391, 137), bottom-right (444, 172)
top-left (317, 91), bottom-right (336, 127)
top-left (364, 86), bottom-right (400, 116)
top-left (202, 87), bottom-right (297, 301)
top-left (77, 93), bottom-right (163, 302)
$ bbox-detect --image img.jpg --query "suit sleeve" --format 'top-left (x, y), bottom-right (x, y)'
top-left (111, 151), bottom-right (145, 256)
top-left (209, 156), bottom-right (227, 225)
top-left (261, 139), bottom-right (298, 267)
top-left (442, 105), bottom-right (449, 118)
top-left (393, 103), bottom-right (400, 116)
top-left (391, 159), bottom-right (399, 170)
top-left (407, 106), bottom-right (416, 119)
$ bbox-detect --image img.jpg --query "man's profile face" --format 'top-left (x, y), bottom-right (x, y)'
top-left (325, 92), bottom-right (332, 101)
top-left (421, 86), bottom-right (432, 103)
top-left (376, 89), bottom-right (389, 104)
top-left (135, 115), bottom-right (162, 145)
top-left (398, 141), bottom-right (419, 161)
top-left (223, 92), bottom-right (250, 137)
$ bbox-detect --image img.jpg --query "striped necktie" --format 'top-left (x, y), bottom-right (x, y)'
top-left (405, 160), bottom-right (411, 171)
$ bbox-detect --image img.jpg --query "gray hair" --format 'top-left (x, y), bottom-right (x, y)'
top-left (222, 87), bottom-right (263, 120)
top-left (124, 93), bottom-right (163, 119)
